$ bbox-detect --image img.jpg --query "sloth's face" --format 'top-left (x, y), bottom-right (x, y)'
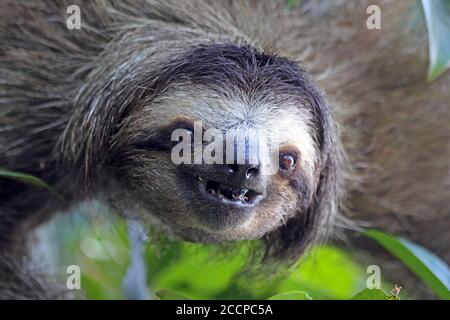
top-left (114, 85), bottom-right (321, 242)
top-left (104, 44), bottom-right (336, 248)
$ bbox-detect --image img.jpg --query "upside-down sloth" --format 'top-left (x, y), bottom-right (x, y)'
top-left (0, 0), bottom-right (449, 299)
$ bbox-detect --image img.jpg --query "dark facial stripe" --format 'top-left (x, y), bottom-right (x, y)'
top-left (156, 42), bottom-right (311, 95)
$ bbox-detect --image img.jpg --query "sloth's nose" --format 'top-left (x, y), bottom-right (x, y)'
top-left (225, 164), bottom-right (260, 180)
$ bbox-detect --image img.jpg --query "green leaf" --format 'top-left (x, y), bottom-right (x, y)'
top-left (277, 246), bottom-right (366, 299)
top-left (147, 243), bottom-right (250, 299)
top-left (351, 288), bottom-right (398, 300)
top-left (421, 0), bottom-right (450, 81)
top-left (364, 230), bottom-right (450, 300)
top-left (0, 168), bottom-right (63, 201)
top-left (268, 291), bottom-right (312, 300)
top-left (155, 289), bottom-right (192, 300)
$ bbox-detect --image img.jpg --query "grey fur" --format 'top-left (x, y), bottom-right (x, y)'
top-left (0, 0), bottom-right (449, 299)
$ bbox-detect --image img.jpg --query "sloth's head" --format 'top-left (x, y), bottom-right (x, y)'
top-left (66, 43), bottom-right (342, 260)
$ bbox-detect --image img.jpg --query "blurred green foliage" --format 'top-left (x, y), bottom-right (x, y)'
top-left (365, 230), bottom-right (450, 299)
top-left (351, 288), bottom-right (399, 300)
top-left (47, 212), bottom-right (383, 300)
top-left (46, 209), bottom-right (449, 300)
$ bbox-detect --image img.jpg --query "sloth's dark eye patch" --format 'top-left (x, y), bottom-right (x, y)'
top-left (176, 128), bottom-right (192, 142)
top-left (279, 152), bottom-right (297, 174)
top-left (170, 119), bottom-right (196, 136)
top-left (134, 118), bottom-right (197, 151)
top-left (134, 133), bottom-right (173, 151)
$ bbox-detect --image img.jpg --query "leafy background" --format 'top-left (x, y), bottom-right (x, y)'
top-left (39, 207), bottom-right (448, 300)
top-left (41, 212), bottom-right (375, 300)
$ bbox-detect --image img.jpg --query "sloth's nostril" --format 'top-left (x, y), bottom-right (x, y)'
top-left (227, 164), bottom-right (239, 174)
top-left (245, 166), bottom-right (259, 179)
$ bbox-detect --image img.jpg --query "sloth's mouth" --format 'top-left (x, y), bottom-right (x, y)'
top-left (197, 177), bottom-right (263, 207)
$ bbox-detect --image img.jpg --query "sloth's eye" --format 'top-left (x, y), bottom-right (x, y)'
top-left (279, 153), bottom-right (296, 173)
top-left (134, 119), bottom-right (196, 151)
top-left (170, 120), bottom-right (196, 142)
top-left (175, 127), bottom-right (193, 142)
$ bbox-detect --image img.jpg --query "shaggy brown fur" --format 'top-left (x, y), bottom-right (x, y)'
top-left (0, 0), bottom-right (449, 299)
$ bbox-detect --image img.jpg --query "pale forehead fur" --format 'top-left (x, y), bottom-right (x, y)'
top-left (145, 84), bottom-right (319, 176)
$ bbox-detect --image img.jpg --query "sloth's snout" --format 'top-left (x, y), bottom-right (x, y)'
top-left (194, 163), bottom-right (267, 207)
top-left (226, 163), bottom-right (259, 180)
top-left (225, 163), bottom-right (261, 182)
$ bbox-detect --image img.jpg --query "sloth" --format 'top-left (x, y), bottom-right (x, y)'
top-left (0, 0), bottom-right (449, 299)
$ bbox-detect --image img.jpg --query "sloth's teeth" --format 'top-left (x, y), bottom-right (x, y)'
top-left (203, 180), bottom-right (258, 204)
top-left (232, 188), bottom-right (247, 200)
